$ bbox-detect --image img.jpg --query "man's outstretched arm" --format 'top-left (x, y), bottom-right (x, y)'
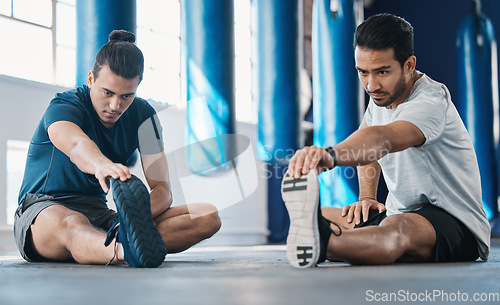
top-left (288, 120), bottom-right (426, 179)
top-left (47, 120), bottom-right (131, 193)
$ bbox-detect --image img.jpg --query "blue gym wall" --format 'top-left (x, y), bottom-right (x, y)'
top-left (364, 0), bottom-right (500, 103)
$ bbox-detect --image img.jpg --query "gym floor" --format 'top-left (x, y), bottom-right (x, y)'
top-left (1, 240), bottom-right (500, 305)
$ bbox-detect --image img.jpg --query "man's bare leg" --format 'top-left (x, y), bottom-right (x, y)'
top-left (30, 205), bottom-right (124, 264)
top-left (154, 203), bottom-right (221, 253)
top-left (282, 170), bottom-right (437, 267)
top-left (321, 208), bottom-right (436, 264)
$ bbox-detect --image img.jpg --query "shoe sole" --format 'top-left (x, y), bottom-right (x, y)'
top-left (281, 169), bottom-right (320, 268)
top-left (112, 175), bottom-right (167, 267)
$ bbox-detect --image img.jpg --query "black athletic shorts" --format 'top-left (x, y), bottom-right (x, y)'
top-left (14, 193), bottom-right (117, 262)
top-left (353, 204), bottom-right (479, 262)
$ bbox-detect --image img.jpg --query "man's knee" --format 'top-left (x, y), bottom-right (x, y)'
top-left (60, 212), bottom-right (92, 232)
top-left (30, 205), bottom-right (91, 260)
top-left (34, 206), bottom-right (93, 245)
top-left (379, 216), bottom-right (411, 249)
top-left (33, 205), bottom-right (87, 232)
top-left (186, 203), bottom-right (221, 238)
top-left (197, 203), bottom-right (221, 238)
top-left (380, 213), bottom-right (435, 262)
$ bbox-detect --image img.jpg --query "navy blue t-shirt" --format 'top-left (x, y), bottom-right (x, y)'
top-left (18, 85), bottom-right (157, 203)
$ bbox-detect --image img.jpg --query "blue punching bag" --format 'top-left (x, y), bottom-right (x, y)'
top-left (456, 0), bottom-right (499, 221)
top-left (253, 0), bottom-right (301, 242)
top-left (76, 0), bottom-right (136, 86)
top-left (255, 0), bottom-right (301, 164)
top-left (312, 0), bottom-right (364, 207)
top-left (181, 0), bottom-right (235, 174)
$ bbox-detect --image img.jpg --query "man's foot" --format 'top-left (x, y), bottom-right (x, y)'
top-left (105, 175), bottom-right (167, 268)
top-left (281, 169), bottom-right (322, 268)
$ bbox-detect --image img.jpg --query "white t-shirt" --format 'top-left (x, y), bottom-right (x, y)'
top-left (364, 73), bottom-right (490, 260)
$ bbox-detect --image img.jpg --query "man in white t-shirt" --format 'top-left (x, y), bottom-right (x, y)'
top-left (282, 13), bottom-right (490, 268)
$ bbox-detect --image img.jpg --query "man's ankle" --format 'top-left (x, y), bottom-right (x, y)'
top-left (116, 243), bottom-right (125, 263)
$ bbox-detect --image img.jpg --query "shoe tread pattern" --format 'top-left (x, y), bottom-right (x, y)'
top-left (112, 175), bottom-right (167, 267)
top-left (281, 169), bottom-right (320, 268)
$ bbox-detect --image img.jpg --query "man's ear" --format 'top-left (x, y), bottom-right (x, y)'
top-left (87, 71), bottom-right (94, 88)
top-left (405, 55), bottom-right (417, 73)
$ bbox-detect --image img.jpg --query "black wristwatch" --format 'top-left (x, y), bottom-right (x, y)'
top-left (325, 146), bottom-right (337, 169)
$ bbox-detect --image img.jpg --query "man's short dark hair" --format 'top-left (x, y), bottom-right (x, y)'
top-left (93, 30), bottom-right (144, 81)
top-left (354, 14), bottom-right (414, 67)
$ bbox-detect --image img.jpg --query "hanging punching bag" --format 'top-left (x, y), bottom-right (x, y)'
top-left (76, 0), bottom-right (136, 86)
top-left (181, 0), bottom-right (235, 175)
top-left (253, 0), bottom-right (301, 242)
top-left (312, 0), bottom-right (364, 207)
top-left (255, 0), bottom-right (301, 165)
top-left (456, 0), bottom-right (499, 221)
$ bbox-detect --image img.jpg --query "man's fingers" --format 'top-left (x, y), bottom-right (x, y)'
top-left (342, 200), bottom-right (384, 226)
top-left (95, 163), bottom-right (131, 192)
top-left (110, 164), bottom-right (131, 181)
top-left (99, 177), bottom-right (109, 193)
top-left (302, 154), bottom-right (311, 174)
top-left (286, 146), bottom-right (328, 179)
top-left (362, 204), bottom-right (370, 222)
top-left (294, 152), bottom-right (306, 178)
top-left (347, 204), bottom-right (356, 223)
top-left (378, 203), bottom-right (386, 213)
top-left (117, 165), bottom-right (131, 181)
top-left (308, 149), bottom-right (321, 171)
top-left (354, 204), bottom-right (362, 225)
top-left (288, 155), bottom-right (297, 175)
top-left (341, 205), bottom-right (349, 217)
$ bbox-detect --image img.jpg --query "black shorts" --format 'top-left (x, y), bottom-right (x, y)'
top-left (14, 193), bottom-right (117, 262)
top-left (354, 204), bottom-right (479, 262)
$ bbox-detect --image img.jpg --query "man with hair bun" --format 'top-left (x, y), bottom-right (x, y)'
top-left (14, 30), bottom-right (221, 267)
top-left (282, 14), bottom-right (490, 268)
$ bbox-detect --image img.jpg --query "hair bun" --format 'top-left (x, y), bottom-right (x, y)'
top-left (108, 30), bottom-right (136, 43)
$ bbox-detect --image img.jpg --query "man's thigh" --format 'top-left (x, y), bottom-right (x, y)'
top-left (14, 196), bottom-right (62, 261)
top-left (29, 204), bottom-right (85, 261)
top-left (409, 205), bottom-right (479, 262)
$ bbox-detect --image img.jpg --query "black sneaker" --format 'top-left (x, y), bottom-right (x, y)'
top-left (281, 169), bottom-right (322, 268)
top-left (104, 174), bottom-right (167, 267)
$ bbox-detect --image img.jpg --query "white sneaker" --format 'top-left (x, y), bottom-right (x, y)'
top-left (281, 168), bottom-right (320, 268)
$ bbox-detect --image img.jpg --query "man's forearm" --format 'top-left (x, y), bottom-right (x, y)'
top-left (333, 126), bottom-right (393, 167)
top-left (358, 162), bottom-right (381, 200)
top-left (69, 137), bottom-right (114, 175)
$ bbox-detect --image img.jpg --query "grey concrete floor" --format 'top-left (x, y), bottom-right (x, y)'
top-left (1, 241), bottom-right (500, 305)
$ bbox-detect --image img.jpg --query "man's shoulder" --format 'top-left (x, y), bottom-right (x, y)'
top-left (50, 85), bottom-right (90, 109)
top-left (132, 96), bottom-right (155, 110)
top-left (43, 86), bottom-right (92, 129)
top-left (407, 74), bottom-right (449, 105)
top-left (126, 96), bottom-right (157, 120)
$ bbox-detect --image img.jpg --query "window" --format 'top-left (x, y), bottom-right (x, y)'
top-left (136, 0), bottom-right (181, 105)
top-left (55, 0), bottom-right (76, 86)
top-left (234, 0), bottom-right (253, 123)
top-left (6, 140), bottom-right (29, 225)
top-left (0, 0), bottom-right (75, 86)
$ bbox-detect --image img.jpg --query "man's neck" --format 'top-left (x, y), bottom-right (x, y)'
top-left (386, 71), bottom-right (422, 110)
